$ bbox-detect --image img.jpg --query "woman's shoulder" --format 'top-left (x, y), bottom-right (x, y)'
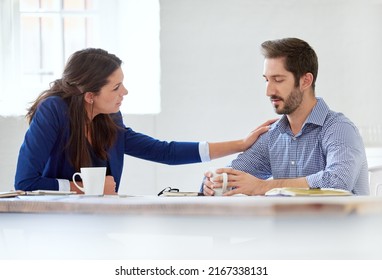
top-left (35, 96), bottom-right (69, 123)
top-left (110, 111), bottom-right (125, 126)
top-left (39, 96), bottom-right (68, 113)
top-left (40, 95), bottom-right (67, 107)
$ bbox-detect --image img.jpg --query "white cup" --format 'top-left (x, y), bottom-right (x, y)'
top-left (209, 169), bottom-right (229, 196)
top-left (72, 167), bottom-right (106, 195)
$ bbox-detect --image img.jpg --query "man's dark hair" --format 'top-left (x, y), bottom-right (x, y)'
top-left (261, 38), bottom-right (318, 90)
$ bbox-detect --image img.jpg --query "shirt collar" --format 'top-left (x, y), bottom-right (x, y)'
top-left (276, 97), bottom-right (330, 133)
top-left (304, 97), bottom-right (330, 127)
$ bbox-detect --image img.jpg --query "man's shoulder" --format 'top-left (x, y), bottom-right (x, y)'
top-left (325, 109), bottom-right (355, 128)
top-left (316, 98), bottom-right (356, 128)
top-left (320, 108), bottom-right (363, 146)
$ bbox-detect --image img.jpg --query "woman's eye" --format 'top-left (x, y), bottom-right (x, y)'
top-left (113, 85), bottom-right (120, 91)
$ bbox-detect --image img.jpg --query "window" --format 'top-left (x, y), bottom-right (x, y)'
top-left (0, 0), bottom-right (160, 116)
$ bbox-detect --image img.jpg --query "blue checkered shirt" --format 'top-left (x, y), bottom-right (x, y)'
top-left (230, 98), bottom-right (369, 195)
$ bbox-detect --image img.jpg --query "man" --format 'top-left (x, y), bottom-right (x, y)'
top-left (203, 38), bottom-right (369, 196)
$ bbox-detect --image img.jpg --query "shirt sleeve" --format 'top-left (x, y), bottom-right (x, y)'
top-left (57, 179), bottom-right (70, 192)
top-left (14, 98), bottom-right (63, 191)
top-left (305, 121), bottom-right (367, 192)
top-left (198, 141), bottom-right (210, 162)
top-left (123, 126), bottom-right (202, 165)
top-left (230, 133), bottom-right (273, 180)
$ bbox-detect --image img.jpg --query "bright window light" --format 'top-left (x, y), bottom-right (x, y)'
top-left (0, 0), bottom-right (160, 116)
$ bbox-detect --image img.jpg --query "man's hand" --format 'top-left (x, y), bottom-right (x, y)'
top-left (209, 168), bottom-right (269, 196)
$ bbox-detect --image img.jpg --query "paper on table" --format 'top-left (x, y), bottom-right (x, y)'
top-left (0, 190), bottom-right (77, 198)
top-left (27, 190), bottom-right (77, 195)
top-left (159, 191), bottom-right (204, 197)
top-left (0, 190), bottom-right (26, 198)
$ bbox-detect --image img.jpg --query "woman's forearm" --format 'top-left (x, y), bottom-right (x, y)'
top-left (208, 140), bottom-right (246, 160)
top-left (207, 118), bottom-right (277, 160)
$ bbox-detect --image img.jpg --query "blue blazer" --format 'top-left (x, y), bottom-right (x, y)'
top-left (15, 96), bottom-right (201, 191)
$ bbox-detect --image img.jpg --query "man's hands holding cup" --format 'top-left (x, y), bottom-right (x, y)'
top-left (203, 169), bottom-right (229, 196)
top-left (203, 168), bottom-right (268, 196)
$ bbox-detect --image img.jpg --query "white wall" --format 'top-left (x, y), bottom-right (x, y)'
top-left (2, 0), bottom-right (382, 194)
top-left (0, 116), bottom-right (28, 192)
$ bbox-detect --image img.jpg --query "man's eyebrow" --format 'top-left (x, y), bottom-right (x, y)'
top-left (262, 74), bottom-right (287, 78)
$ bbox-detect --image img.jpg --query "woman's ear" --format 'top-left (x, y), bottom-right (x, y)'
top-left (300, 73), bottom-right (314, 91)
top-left (84, 92), bottom-right (94, 104)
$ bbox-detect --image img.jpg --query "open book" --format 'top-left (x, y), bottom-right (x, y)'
top-left (265, 187), bottom-right (352, 197)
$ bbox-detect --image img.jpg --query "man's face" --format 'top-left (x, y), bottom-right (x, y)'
top-left (262, 57), bottom-right (303, 115)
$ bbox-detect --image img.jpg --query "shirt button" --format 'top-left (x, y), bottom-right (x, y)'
top-left (292, 137), bottom-right (296, 141)
top-left (291, 161), bottom-right (295, 165)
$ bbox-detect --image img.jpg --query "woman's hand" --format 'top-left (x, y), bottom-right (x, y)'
top-left (240, 118), bottom-right (278, 151)
top-left (208, 118), bottom-right (278, 159)
top-left (70, 181), bottom-right (83, 194)
top-left (70, 175), bottom-right (117, 195)
top-left (104, 175), bottom-right (117, 195)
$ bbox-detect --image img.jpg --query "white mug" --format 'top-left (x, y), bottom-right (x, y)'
top-left (72, 167), bottom-right (106, 195)
top-left (209, 169), bottom-right (229, 196)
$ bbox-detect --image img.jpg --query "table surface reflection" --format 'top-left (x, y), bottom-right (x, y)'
top-left (1, 195), bottom-right (382, 259)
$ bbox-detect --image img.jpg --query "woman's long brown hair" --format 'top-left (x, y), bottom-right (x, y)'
top-left (26, 48), bottom-right (122, 171)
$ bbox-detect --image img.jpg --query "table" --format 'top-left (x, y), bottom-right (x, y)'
top-left (1, 195), bottom-right (382, 259)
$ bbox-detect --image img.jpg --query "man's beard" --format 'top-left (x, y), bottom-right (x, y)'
top-left (271, 87), bottom-right (303, 115)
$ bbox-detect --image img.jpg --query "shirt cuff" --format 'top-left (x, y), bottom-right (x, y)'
top-left (199, 141), bottom-right (211, 162)
top-left (305, 173), bottom-right (321, 189)
top-left (57, 179), bottom-right (70, 192)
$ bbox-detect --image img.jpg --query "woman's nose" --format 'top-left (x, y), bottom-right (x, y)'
top-left (122, 85), bottom-right (128, 96)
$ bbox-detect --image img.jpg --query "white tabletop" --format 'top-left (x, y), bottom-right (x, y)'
top-left (1, 195), bottom-right (382, 260)
top-left (1, 194), bottom-right (382, 215)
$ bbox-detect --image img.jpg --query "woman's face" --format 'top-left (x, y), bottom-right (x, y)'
top-left (91, 67), bottom-right (128, 116)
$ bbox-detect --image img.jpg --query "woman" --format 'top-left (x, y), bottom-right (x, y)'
top-left (14, 48), bottom-right (274, 194)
